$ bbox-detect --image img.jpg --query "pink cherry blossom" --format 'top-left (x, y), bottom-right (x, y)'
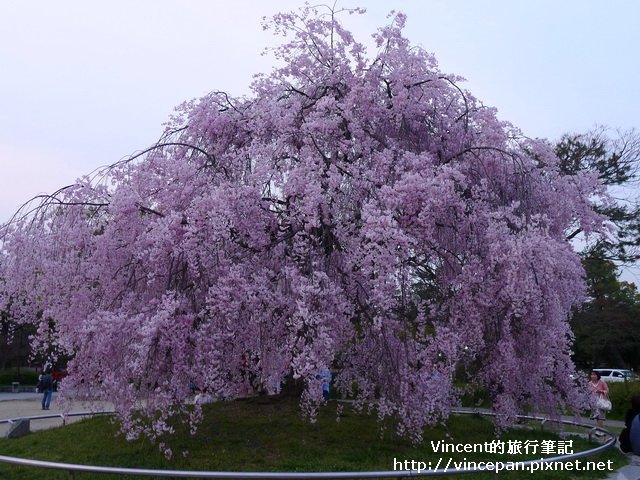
top-left (0, 6), bottom-right (606, 448)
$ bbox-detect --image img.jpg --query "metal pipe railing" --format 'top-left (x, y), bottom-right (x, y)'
top-left (0, 408), bottom-right (618, 478)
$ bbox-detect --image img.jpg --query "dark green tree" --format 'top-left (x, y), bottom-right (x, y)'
top-left (0, 309), bottom-right (35, 371)
top-left (556, 127), bottom-right (640, 263)
top-left (571, 250), bottom-right (640, 369)
top-left (556, 128), bottom-right (640, 368)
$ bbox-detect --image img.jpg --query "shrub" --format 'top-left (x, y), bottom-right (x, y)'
top-left (0, 369), bottom-right (39, 386)
top-left (607, 381), bottom-right (640, 420)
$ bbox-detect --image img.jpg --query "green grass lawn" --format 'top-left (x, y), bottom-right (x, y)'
top-left (0, 396), bottom-right (627, 480)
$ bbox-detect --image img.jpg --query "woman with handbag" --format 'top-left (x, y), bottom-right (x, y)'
top-left (589, 370), bottom-right (610, 433)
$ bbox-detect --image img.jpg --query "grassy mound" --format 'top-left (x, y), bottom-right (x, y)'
top-left (0, 397), bottom-right (626, 479)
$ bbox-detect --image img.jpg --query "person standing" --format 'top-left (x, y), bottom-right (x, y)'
top-left (40, 369), bottom-right (54, 410)
top-left (589, 370), bottom-right (610, 432)
top-left (319, 368), bottom-right (332, 401)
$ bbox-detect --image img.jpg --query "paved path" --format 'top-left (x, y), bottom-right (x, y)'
top-left (0, 392), bottom-right (113, 436)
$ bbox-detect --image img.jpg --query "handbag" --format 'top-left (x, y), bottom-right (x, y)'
top-left (597, 394), bottom-right (612, 411)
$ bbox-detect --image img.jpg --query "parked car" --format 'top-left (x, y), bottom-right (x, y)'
top-left (592, 368), bottom-right (639, 383)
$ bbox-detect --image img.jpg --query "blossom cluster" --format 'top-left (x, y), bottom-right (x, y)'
top-left (0, 6), bottom-right (604, 448)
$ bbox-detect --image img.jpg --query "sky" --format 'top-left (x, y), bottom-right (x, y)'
top-left (1, 0), bottom-right (639, 281)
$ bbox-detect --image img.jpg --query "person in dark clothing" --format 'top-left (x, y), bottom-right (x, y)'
top-left (40, 369), bottom-right (54, 410)
top-left (619, 395), bottom-right (640, 454)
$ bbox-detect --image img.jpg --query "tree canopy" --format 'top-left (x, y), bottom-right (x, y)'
top-left (556, 127), bottom-right (640, 263)
top-left (0, 7), bottom-right (607, 451)
top-left (571, 249), bottom-right (640, 369)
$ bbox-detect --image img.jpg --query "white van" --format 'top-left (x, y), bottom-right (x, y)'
top-left (592, 368), bottom-right (639, 383)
